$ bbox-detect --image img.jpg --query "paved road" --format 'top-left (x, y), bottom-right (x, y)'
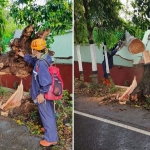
top-left (74, 113), bottom-right (150, 150)
top-left (74, 94), bottom-right (150, 130)
top-left (74, 94), bottom-right (150, 150)
top-left (0, 115), bottom-right (53, 150)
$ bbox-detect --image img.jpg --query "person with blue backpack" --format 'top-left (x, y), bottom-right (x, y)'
top-left (18, 39), bottom-right (58, 147)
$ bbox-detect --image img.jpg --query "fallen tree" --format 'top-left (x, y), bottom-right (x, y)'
top-left (0, 24), bottom-right (54, 112)
top-left (0, 24), bottom-right (54, 78)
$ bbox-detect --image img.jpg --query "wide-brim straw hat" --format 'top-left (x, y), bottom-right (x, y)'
top-left (128, 38), bottom-right (145, 54)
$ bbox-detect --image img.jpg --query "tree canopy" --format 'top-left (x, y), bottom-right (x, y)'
top-left (74, 0), bottom-right (150, 49)
top-left (131, 0), bottom-right (150, 30)
top-left (74, 0), bottom-right (125, 48)
top-left (0, 0), bottom-right (10, 51)
top-left (10, 0), bottom-right (72, 34)
top-left (74, 0), bottom-right (88, 44)
top-left (9, 0), bottom-right (72, 48)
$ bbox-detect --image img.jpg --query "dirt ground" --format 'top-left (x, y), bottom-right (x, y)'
top-left (74, 79), bottom-right (150, 110)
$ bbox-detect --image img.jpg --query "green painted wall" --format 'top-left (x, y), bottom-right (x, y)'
top-left (51, 31), bottom-right (72, 64)
top-left (74, 45), bottom-right (133, 67)
top-left (12, 30), bottom-right (72, 64)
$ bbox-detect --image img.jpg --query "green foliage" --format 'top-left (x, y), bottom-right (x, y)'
top-left (84, 0), bottom-right (123, 42)
top-left (131, 0), bottom-right (150, 30)
top-left (108, 77), bottom-right (122, 93)
top-left (9, 0), bottom-right (72, 49)
top-left (1, 11), bottom-right (20, 52)
top-left (74, 0), bottom-right (146, 49)
top-left (54, 90), bottom-right (72, 147)
top-left (10, 0), bottom-right (72, 36)
top-left (0, 86), bottom-right (9, 96)
top-left (146, 97), bottom-right (150, 104)
top-left (0, 1), bottom-right (9, 51)
top-left (55, 90), bottom-right (72, 125)
top-left (74, 0), bottom-right (88, 44)
top-left (94, 21), bottom-right (145, 49)
top-left (14, 111), bottom-right (42, 135)
top-left (26, 121), bottom-right (42, 135)
top-left (30, 111), bottom-right (38, 121)
top-left (15, 116), bottom-right (24, 125)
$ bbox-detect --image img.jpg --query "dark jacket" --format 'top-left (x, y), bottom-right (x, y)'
top-left (102, 49), bottom-right (117, 78)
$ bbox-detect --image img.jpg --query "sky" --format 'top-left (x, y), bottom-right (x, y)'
top-left (9, 0), bottom-right (47, 5)
top-left (120, 0), bottom-right (134, 20)
top-left (9, 0), bottom-right (72, 5)
top-left (34, 0), bottom-right (47, 5)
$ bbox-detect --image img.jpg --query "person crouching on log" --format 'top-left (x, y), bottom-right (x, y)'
top-left (102, 41), bottom-right (124, 86)
top-left (18, 39), bottom-right (58, 147)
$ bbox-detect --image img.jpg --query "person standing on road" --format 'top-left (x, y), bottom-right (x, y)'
top-left (18, 39), bottom-right (58, 147)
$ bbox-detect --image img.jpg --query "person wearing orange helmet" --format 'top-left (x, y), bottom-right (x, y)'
top-left (18, 39), bottom-right (58, 147)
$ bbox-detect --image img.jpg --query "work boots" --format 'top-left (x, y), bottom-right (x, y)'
top-left (40, 140), bottom-right (57, 147)
top-left (103, 78), bottom-right (111, 86)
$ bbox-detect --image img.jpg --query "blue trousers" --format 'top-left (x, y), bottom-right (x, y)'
top-left (38, 100), bottom-right (58, 142)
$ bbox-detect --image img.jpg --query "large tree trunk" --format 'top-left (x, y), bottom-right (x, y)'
top-left (103, 44), bottom-right (110, 76)
top-left (130, 63), bottom-right (150, 100)
top-left (89, 40), bottom-right (98, 84)
top-left (76, 44), bottom-right (84, 81)
top-left (82, 0), bottom-right (98, 84)
top-left (119, 50), bottom-right (150, 103)
top-left (130, 51), bottom-right (150, 101)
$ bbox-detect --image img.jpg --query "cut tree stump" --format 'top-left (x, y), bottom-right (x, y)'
top-left (119, 50), bottom-right (150, 104)
top-left (130, 51), bottom-right (150, 101)
top-left (130, 63), bottom-right (150, 101)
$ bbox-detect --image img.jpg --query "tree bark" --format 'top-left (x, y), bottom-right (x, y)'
top-left (0, 25), bottom-right (54, 78)
top-left (89, 42), bottom-right (98, 84)
top-left (130, 51), bottom-right (150, 100)
top-left (76, 44), bottom-right (84, 81)
top-left (130, 63), bottom-right (150, 100)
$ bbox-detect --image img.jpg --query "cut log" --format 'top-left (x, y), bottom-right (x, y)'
top-left (119, 76), bottom-right (137, 103)
top-left (0, 80), bottom-right (23, 111)
top-left (143, 50), bottom-right (150, 64)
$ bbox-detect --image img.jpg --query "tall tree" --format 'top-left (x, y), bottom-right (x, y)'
top-left (131, 0), bottom-right (150, 30)
top-left (0, 0), bottom-right (72, 77)
top-left (74, 0), bottom-right (88, 81)
top-left (0, 0), bottom-right (9, 51)
top-left (10, 0), bottom-right (72, 46)
top-left (76, 0), bottom-right (124, 83)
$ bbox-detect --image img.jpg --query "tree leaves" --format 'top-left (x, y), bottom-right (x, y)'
top-left (131, 0), bottom-right (150, 30)
top-left (10, 0), bottom-right (72, 37)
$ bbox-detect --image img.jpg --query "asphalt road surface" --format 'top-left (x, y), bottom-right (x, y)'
top-left (74, 113), bottom-right (150, 150)
top-left (74, 94), bottom-right (150, 150)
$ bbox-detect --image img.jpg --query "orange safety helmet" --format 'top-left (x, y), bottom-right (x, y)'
top-left (31, 39), bottom-right (46, 50)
